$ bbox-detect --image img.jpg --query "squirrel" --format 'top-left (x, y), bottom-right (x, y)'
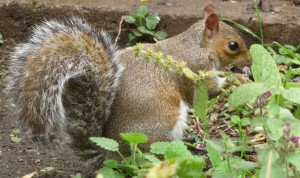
top-left (5, 4), bottom-right (251, 167)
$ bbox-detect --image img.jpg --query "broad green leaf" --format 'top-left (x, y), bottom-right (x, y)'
top-left (146, 14), bottom-right (160, 30)
top-left (177, 157), bottom-right (206, 178)
top-left (291, 59), bottom-right (300, 65)
top-left (122, 15), bottom-right (136, 24)
top-left (228, 82), bottom-right (267, 108)
top-left (154, 31), bottom-right (168, 40)
top-left (250, 117), bottom-right (267, 131)
top-left (231, 160), bottom-right (258, 170)
top-left (193, 83), bottom-right (208, 122)
top-left (241, 117), bottom-right (251, 126)
top-left (144, 154), bottom-right (160, 164)
top-left (150, 142), bottom-right (172, 154)
top-left (103, 160), bottom-right (119, 168)
top-left (291, 68), bottom-right (300, 75)
top-left (282, 87), bottom-right (300, 104)
top-left (121, 133), bottom-right (148, 144)
top-left (266, 118), bottom-right (285, 141)
top-left (230, 115), bottom-right (240, 124)
top-left (206, 139), bottom-right (224, 169)
top-left (137, 26), bottom-right (155, 35)
top-left (98, 167), bottom-right (124, 178)
top-left (250, 44), bottom-right (281, 88)
top-left (164, 141), bottom-right (192, 159)
top-left (89, 137), bottom-right (119, 151)
top-left (286, 153), bottom-right (300, 171)
top-left (130, 14), bottom-right (144, 19)
top-left (268, 102), bottom-right (280, 116)
top-left (137, 5), bottom-right (148, 17)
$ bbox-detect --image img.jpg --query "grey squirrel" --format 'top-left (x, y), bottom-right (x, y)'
top-left (5, 4), bottom-right (251, 166)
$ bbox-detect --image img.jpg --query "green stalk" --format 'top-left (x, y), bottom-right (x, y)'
top-left (295, 104), bottom-right (300, 119)
top-left (253, 0), bottom-right (264, 45)
top-left (132, 143), bottom-right (137, 165)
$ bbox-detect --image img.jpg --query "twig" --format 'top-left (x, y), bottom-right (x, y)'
top-left (266, 150), bottom-right (273, 178)
top-left (114, 17), bottom-right (124, 47)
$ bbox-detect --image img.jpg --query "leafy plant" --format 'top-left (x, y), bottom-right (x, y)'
top-left (90, 133), bottom-right (206, 178)
top-left (10, 129), bottom-right (21, 143)
top-left (206, 131), bottom-right (257, 177)
top-left (122, 6), bottom-right (167, 46)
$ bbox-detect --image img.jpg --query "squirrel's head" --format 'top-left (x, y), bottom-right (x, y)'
top-left (201, 4), bottom-right (252, 70)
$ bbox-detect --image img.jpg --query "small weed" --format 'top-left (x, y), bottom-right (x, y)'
top-left (121, 6), bottom-right (167, 46)
top-left (10, 129), bottom-right (21, 143)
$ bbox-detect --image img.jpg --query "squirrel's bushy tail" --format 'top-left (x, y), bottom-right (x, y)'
top-left (5, 17), bottom-right (123, 163)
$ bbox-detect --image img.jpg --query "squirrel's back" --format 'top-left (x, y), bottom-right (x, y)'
top-left (5, 17), bottom-right (124, 158)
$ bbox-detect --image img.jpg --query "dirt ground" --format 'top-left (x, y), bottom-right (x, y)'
top-left (0, 1), bottom-right (299, 177)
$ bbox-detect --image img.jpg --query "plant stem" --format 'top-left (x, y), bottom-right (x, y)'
top-left (132, 143), bottom-right (137, 165)
top-left (117, 151), bottom-right (126, 160)
top-left (253, 0), bottom-right (264, 45)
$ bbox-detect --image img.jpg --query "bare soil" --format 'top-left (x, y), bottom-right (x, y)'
top-left (0, 1), bottom-right (299, 177)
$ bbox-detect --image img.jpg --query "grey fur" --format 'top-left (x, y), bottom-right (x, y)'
top-left (5, 17), bottom-right (124, 164)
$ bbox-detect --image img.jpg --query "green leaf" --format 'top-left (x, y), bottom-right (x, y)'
top-left (285, 82), bottom-right (300, 89)
top-left (176, 157), bottom-right (206, 178)
top-left (104, 160), bottom-right (119, 168)
top-left (89, 137), bottom-right (119, 152)
top-left (291, 68), bottom-right (300, 75)
top-left (206, 139), bottom-right (224, 169)
top-left (121, 133), bottom-right (148, 144)
top-left (241, 117), bottom-right (251, 126)
top-left (40, 167), bottom-right (55, 173)
top-left (230, 115), bottom-right (240, 124)
top-left (219, 17), bottom-right (261, 42)
top-left (282, 87), bottom-right (300, 104)
top-left (286, 153), bottom-right (300, 171)
top-left (193, 83), bottom-right (208, 122)
top-left (228, 82), bottom-right (267, 108)
top-left (150, 142), bottom-right (172, 154)
top-left (154, 31), bottom-right (168, 40)
top-left (132, 29), bottom-right (143, 37)
top-left (268, 102), bottom-right (280, 116)
top-left (144, 154), bottom-right (160, 164)
top-left (291, 59), bottom-right (300, 65)
top-left (146, 14), bottom-right (160, 30)
top-left (250, 117), bottom-right (267, 131)
top-left (137, 5), bottom-right (148, 17)
top-left (10, 136), bottom-right (21, 143)
top-left (164, 141), bottom-right (192, 159)
top-left (98, 167), bottom-right (124, 178)
top-left (137, 26), bottom-right (155, 35)
top-left (122, 15), bottom-right (136, 24)
top-left (266, 118), bottom-right (285, 141)
top-left (128, 33), bottom-right (135, 41)
top-left (231, 160), bottom-right (258, 170)
top-left (250, 44), bottom-right (281, 88)
top-left (273, 54), bottom-right (291, 65)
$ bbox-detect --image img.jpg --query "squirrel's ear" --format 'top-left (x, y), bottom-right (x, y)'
top-left (202, 4), bottom-right (217, 20)
top-left (204, 13), bottom-right (219, 40)
top-left (205, 13), bottom-right (219, 31)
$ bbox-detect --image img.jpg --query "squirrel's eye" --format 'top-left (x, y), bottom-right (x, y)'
top-left (228, 41), bottom-right (239, 51)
